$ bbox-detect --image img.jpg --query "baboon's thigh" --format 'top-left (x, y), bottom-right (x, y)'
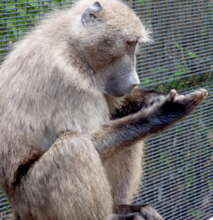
top-left (14, 135), bottom-right (113, 220)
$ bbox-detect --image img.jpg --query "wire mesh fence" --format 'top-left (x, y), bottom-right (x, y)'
top-left (0, 0), bottom-right (212, 219)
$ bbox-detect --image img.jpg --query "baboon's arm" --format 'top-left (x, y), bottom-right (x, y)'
top-left (93, 89), bottom-right (207, 159)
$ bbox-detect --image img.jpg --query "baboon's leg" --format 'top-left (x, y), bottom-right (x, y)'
top-left (14, 134), bottom-right (113, 220)
top-left (103, 142), bottom-right (143, 205)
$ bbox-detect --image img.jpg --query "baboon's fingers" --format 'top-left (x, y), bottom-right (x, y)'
top-left (172, 88), bottom-right (208, 114)
top-left (174, 88), bottom-right (208, 103)
top-left (166, 89), bottom-right (177, 102)
top-left (155, 89), bottom-right (207, 127)
top-left (166, 88), bottom-right (208, 105)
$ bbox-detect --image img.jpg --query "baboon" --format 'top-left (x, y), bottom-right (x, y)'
top-left (0, 0), bottom-right (207, 219)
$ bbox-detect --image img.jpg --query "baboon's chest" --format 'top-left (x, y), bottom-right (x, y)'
top-left (53, 92), bottom-right (110, 136)
top-left (70, 97), bottom-right (109, 133)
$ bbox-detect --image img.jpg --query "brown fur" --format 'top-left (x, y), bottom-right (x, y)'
top-left (0, 0), bottom-right (207, 220)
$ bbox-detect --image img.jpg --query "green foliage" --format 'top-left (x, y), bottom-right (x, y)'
top-left (0, 0), bottom-right (71, 58)
top-left (153, 72), bottom-right (213, 92)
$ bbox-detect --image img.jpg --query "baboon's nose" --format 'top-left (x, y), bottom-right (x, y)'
top-left (129, 71), bottom-right (140, 88)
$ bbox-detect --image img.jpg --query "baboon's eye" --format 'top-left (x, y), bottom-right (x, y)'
top-left (126, 40), bottom-right (138, 46)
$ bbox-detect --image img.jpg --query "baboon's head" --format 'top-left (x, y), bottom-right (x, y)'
top-left (71, 0), bottom-right (150, 97)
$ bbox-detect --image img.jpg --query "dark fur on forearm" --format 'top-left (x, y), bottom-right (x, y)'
top-left (110, 88), bottom-right (165, 119)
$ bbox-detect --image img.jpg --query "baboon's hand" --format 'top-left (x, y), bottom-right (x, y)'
top-left (133, 88), bottom-right (207, 115)
top-left (154, 88), bottom-right (208, 122)
top-left (132, 88), bottom-right (208, 138)
top-left (115, 204), bottom-right (164, 220)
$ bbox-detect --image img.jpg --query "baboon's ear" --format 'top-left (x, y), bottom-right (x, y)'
top-left (81, 2), bottom-right (103, 26)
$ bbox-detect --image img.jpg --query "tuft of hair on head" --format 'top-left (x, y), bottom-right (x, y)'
top-left (139, 25), bottom-right (153, 44)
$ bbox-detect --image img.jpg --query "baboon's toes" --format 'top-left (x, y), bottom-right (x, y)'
top-left (139, 205), bottom-right (164, 220)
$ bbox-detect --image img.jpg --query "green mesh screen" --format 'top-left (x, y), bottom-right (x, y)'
top-left (0, 0), bottom-right (212, 219)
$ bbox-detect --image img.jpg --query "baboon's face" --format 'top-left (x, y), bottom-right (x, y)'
top-left (86, 34), bottom-right (140, 97)
top-left (78, 1), bottom-right (149, 97)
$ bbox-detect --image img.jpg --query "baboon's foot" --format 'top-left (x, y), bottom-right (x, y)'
top-left (115, 204), bottom-right (164, 220)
